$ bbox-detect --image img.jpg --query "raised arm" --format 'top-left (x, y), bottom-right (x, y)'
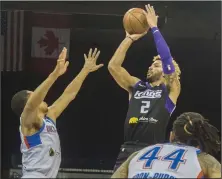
top-left (144, 4), bottom-right (181, 104)
top-left (47, 48), bottom-right (103, 121)
top-left (21, 48), bottom-right (69, 127)
top-left (108, 32), bottom-right (146, 93)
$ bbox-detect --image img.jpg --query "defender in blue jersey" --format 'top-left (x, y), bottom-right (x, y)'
top-left (11, 47), bottom-right (103, 178)
top-left (111, 112), bottom-right (221, 178)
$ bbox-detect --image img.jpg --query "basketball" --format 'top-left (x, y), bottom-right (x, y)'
top-left (123, 8), bottom-right (149, 34)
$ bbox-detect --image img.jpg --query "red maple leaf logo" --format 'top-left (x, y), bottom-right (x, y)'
top-left (37, 30), bottom-right (59, 55)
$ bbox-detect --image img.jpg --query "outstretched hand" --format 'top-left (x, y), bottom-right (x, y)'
top-left (53, 47), bottom-right (69, 76)
top-left (83, 48), bottom-right (104, 72)
top-left (143, 4), bottom-right (158, 28)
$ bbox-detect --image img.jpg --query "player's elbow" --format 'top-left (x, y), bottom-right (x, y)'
top-left (108, 64), bottom-right (115, 75)
top-left (108, 62), bottom-right (120, 73)
top-left (108, 65), bottom-right (120, 80)
top-left (70, 94), bottom-right (77, 101)
top-left (108, 62), bottom-right (115, 70)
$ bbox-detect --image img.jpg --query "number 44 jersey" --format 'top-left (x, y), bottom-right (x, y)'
top-left (128, 143), bottom-right (203, 178)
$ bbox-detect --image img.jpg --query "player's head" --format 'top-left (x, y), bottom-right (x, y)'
top-left (11, 90), bottom-right (48, 117)
top-left (147, 55), bottom-right (181, 83)
top-left (170, 112), bottom-right (220, 155)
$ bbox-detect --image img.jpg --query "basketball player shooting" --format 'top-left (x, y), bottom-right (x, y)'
top-left (108, 4), bottom-right (181, 171)
top-left (111, 112), bottom-right (221, 178)
top-left (11, 47), bottom-right (103, 178)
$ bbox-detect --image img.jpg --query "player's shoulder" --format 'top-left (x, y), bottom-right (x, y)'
top-left (131, 79), bottom-right (147, 89)
top-left (197, 153), bottom-right (220, 169)
top-left (198, 152), bottom-right (220, 164)
top-left (131, 77), bottom-right (142, 86)
top-left (198, 152), bottom-right (221, 177)
top-left (132, 76), bottom-right (141, 82)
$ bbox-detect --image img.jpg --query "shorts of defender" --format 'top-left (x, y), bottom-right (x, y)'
top-left (113, 142), bottom-right (148, 172)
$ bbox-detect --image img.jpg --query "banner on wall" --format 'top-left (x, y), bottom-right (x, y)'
top-left (29, 12), bottom-right (72, 75)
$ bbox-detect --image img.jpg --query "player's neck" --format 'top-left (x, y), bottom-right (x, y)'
top-left (150, 80), bottom-right (162, 87)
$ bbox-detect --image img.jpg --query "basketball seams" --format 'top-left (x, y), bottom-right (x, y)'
top-left (123, 8), bottom-right (149, 34)
top-left (129, 14), bottom-right (136, 34)
top-left (123, 12), bottom-right (134, 34)
top-left (129, 12), bottom-right (147, 29)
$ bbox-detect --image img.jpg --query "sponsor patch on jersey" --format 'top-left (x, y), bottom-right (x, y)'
top-left (134, 89), bottom-right (162, 99)
top-left (139, 117), bottom-right (158, 123)
top-left (49, 148), bottom-right (55, 156)
top-left (129, 117), bottom-right (139, 124)
top-left (129, 117), bottom-right (158, 124)
top-left (133, 172), bottom-right (176, 178)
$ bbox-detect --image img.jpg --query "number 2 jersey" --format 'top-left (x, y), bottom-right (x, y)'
top-left (128, 143), bottom-right (204, 178)
top-left (124, 81), bottom-right (176, 144)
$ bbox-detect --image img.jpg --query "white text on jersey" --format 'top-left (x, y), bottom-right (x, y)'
top-left (134, 89), bottom-right (162, 99)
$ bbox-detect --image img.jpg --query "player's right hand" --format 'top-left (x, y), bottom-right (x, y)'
top-left (53, 47), bottom-right (69, 76)
top-left (83, 48), bottom-right (104, 72)
top-left (126, 31), bottom-right (147, 41)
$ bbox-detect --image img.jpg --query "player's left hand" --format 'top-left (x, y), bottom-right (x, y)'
top-left (144, 4), bottom-right (159, 28)
top-left (53, 47), bottom-right (69, 76)
top-left (83, 48), bottom-right (104, 72)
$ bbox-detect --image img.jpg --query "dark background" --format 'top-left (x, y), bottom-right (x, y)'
top-left (1, 1), bottom-right (221, 170)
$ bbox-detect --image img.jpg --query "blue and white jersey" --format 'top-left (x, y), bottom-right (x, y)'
top-left (19, 116), bottom-right (61, 178)
top-left (129, 143), bottom-right (204, 178)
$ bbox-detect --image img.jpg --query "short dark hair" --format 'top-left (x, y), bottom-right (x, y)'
top-left (11, 90), bottom-right (29, 117)
top-left (173, 112), bottom-right (220, 155)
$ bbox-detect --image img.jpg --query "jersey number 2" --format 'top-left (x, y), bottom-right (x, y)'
top-left (140, 101), bottom-right (150, 114)
top-left (138, 146), bottom-right (187, 171)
